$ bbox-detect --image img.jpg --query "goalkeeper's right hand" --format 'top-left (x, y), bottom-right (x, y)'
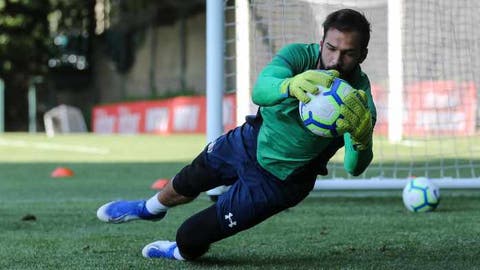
top-left (336, 89), bottom-right (373, 150)
top-left (280, 70), bottom-right (339, 103)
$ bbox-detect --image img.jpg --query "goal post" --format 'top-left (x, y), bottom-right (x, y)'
top-left (223, 0), bottom-right (480, 189)
top-left (387, 0), bottom-right (403, 143)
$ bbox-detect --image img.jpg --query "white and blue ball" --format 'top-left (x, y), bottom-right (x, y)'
top-left (402, 177), bottom-right (440, 212)
top-left (299, 78), bottom-right (354, 137)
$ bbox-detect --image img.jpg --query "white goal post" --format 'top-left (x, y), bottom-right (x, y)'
top-left (220, 0), bottom-right (480, 189)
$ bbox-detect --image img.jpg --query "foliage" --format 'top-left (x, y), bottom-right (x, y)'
top-left (0, 0), bottom-right (51, 77)
top-left (0, 0), bottom-right (95, 78)
top-left (0, 0), bottom-right (94, 130)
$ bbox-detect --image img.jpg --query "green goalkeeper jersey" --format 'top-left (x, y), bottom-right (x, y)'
top-left (252, 43), bottom-right (377, 180)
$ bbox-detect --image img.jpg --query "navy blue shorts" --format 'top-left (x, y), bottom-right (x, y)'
top-left (204, 122), bottom-right (316, 236)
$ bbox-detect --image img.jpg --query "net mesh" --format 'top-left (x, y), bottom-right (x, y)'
top-left (225, 0), bottom-right (480, 179)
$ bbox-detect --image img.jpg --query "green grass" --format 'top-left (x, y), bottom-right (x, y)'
top-left (1, 133), bottom-right (480, 269)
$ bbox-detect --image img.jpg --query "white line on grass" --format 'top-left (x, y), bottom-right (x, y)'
top-left (398, 140), bottom-right (424, 147)
top-left (0, 138), bottom-right (110, 155)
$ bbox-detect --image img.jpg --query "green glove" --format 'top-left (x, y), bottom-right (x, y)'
top-left (280, 70), bottom-right (339, 103)
top-left (337, 90), bottom-right (373, 150)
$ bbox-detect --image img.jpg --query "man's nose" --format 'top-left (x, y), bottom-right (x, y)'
top-left (330, 52), bottom-right (342, 67)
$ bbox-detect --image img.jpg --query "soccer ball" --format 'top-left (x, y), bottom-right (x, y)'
top-left (402, 177), bottom-right (440, 212)
top-left (299, 78), bottom-right (354, 137)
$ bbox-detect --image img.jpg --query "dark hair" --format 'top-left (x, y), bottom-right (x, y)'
top-left (322, 9), bottom-right (371, 49)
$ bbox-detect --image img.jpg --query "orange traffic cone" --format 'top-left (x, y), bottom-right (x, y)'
top-left (151, 178), bottom-right (169, 190)
top-left (51, 167), bottom-right (74, 178)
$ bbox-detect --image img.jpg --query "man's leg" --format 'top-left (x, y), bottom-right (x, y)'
top-left (97, 148), bottom-right (234, 223)
top-left (98, 125), bottom-right (257, 260)
top-left (143, 166), bottom-right (316, 261)
top-left (142, 204), bottom-right (221, 260)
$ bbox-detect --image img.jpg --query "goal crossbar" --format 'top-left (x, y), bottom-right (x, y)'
top-left (314, 178), bottom-right (480, 190)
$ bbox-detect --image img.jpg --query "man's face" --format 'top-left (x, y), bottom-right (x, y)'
top-left (319, 28), bottom-right (367, 77)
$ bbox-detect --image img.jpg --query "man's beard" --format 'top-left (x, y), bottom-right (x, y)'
top-left (325, 65), bottom-right (343, 74)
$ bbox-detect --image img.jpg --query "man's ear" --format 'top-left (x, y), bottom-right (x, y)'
top-left (359, 48), bottom-right (368, 63)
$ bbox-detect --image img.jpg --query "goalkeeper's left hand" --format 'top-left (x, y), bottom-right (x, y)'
top-left (336, 89), bottom-right (373, 150)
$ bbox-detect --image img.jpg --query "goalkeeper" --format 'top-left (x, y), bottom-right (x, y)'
top-left (96, 8), bottom-right (377, 261)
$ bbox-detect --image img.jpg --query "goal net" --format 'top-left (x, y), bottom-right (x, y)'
top-left (224, 0), bottom-right (480, 188)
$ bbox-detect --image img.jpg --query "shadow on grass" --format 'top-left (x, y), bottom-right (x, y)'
top-left (189, 243), bottom-right (480, 269)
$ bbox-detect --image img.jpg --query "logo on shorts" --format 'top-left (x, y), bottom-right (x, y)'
top-left (207, 140), bottom-right (216, 153)
top-left (224, 212), bottom-right (237, 228)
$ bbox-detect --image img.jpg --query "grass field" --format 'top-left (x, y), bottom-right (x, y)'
top-left (1, 133), bottom-right (480, 269)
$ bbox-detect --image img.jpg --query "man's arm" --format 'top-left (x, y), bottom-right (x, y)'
top-left (252, 43), bottom-right (326, 106)
top-left (252, 56), bottom-right (294, 106)
top-left (343, 133), bottom-right (373, 176)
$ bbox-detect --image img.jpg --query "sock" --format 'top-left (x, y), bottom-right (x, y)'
top-left (145, 193), bottom-right (168, 214)
top-left (173, 245), bottom-right (185, 261)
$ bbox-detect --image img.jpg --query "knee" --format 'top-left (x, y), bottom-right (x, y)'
top-left (175, 204), bottom-right (224, 260)
top-left (176, 223), bottom-right (210, 260)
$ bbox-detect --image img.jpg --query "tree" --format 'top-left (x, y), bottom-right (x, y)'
top-left (0, 0), bottom-right (51, 130)
top-left (0, 0), bottom-right (94, 131)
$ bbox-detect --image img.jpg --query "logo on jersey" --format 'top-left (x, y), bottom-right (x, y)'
top-left (224, 212), bottom-right (237, 228)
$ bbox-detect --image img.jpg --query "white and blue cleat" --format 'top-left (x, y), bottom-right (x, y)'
top-left (96, 200), bottom-right (166, 223)
top-left (142, 241), bottom-right (184, 260)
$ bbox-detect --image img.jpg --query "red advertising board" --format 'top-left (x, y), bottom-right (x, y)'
top-left (92, 94), bottom-right (237, 134)
top-left (94, 82), bottom-right (477, 137)
top-left (371, 80), bottom-right (477, 137)
top-left (404, 81), bottom-right (477, 136)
